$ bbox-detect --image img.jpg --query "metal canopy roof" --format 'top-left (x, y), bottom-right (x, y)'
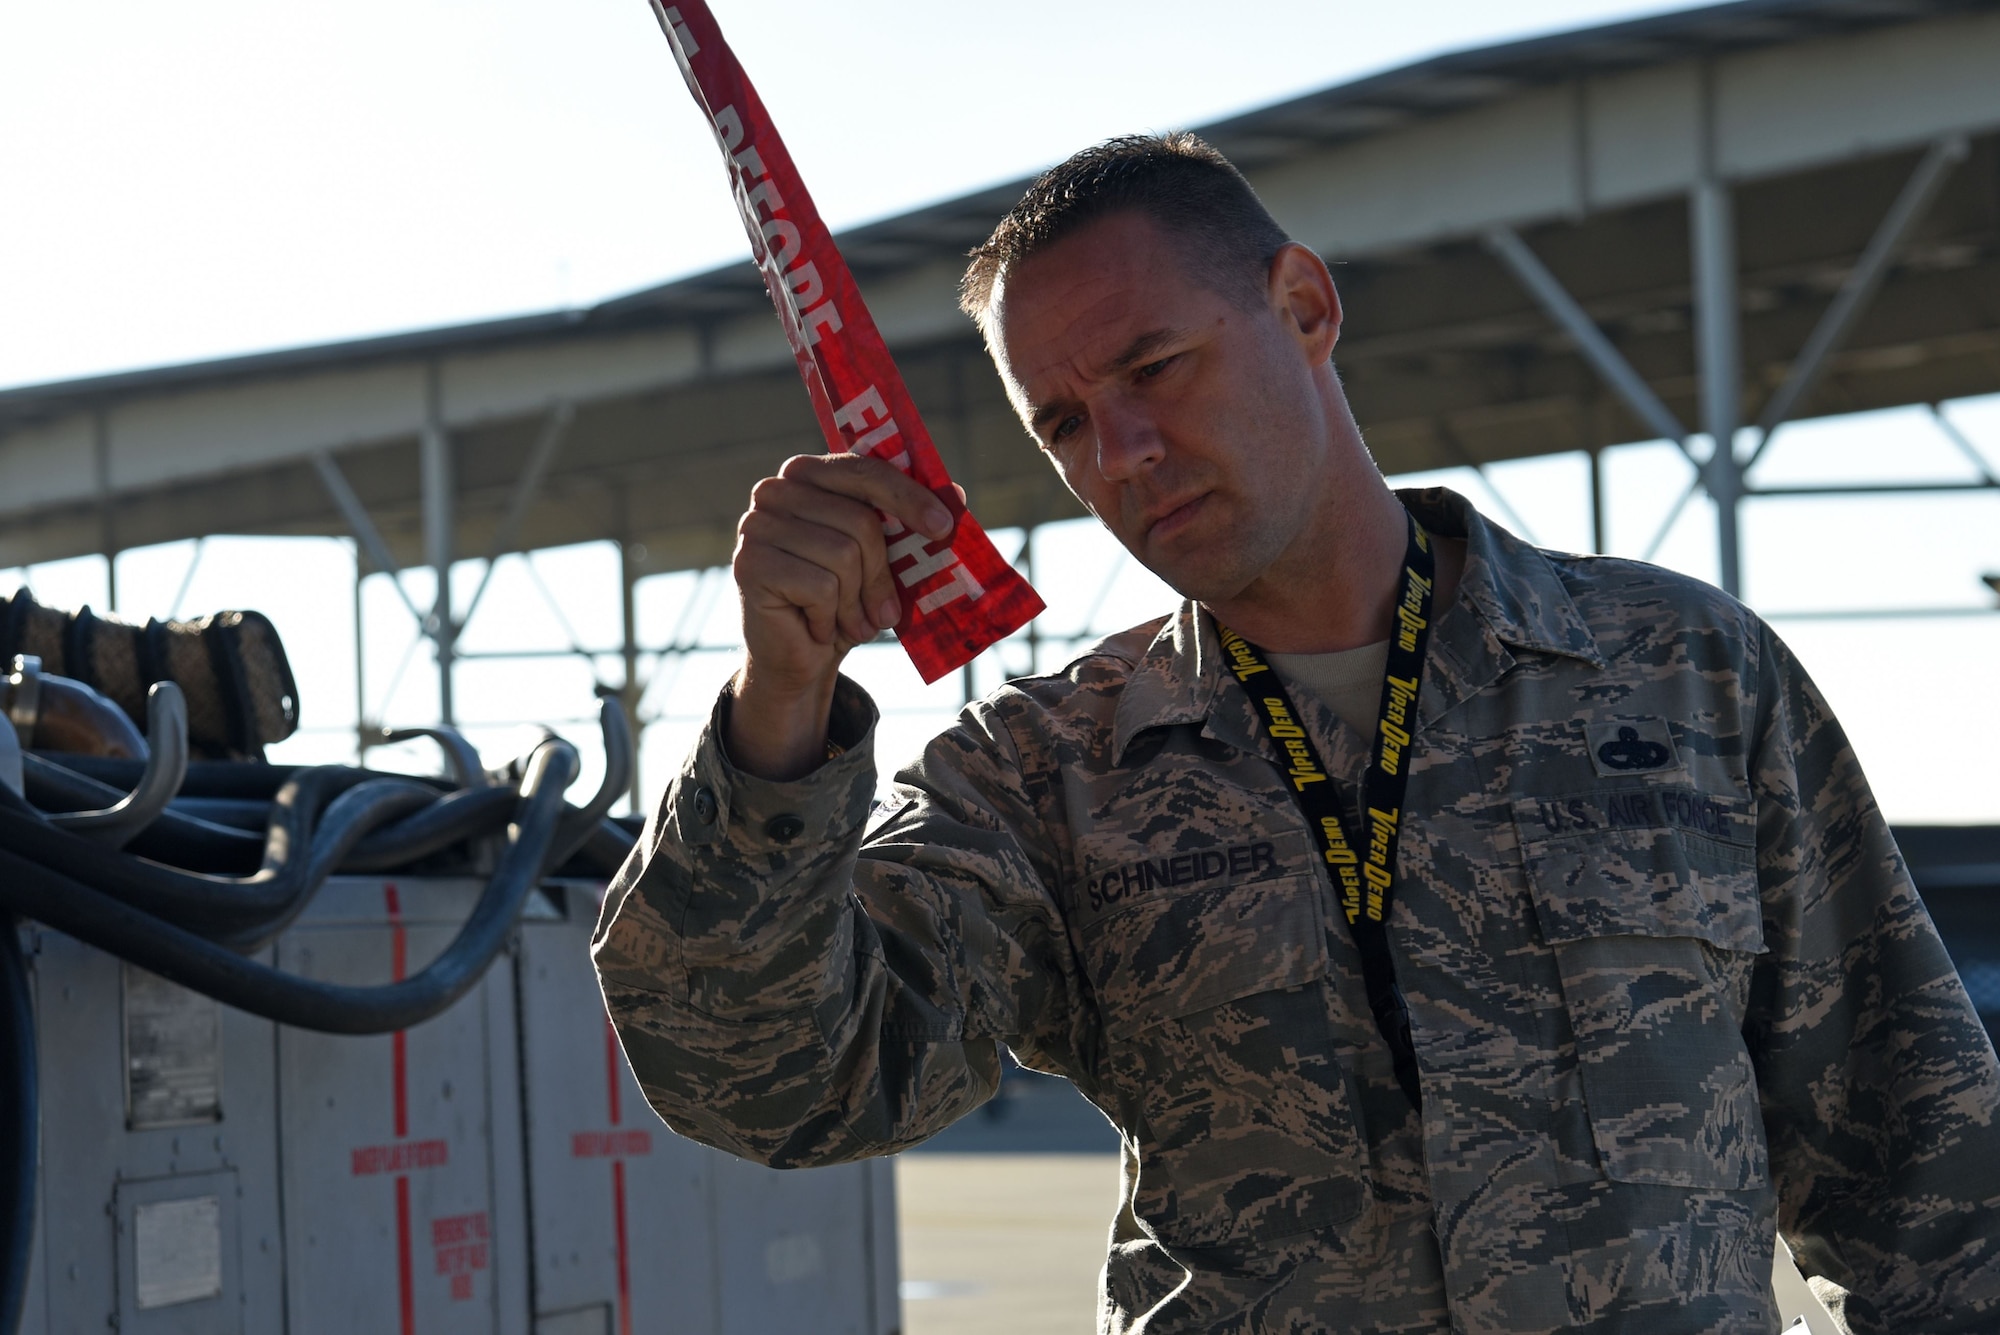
top-left (2, 0), bottom-right (1999, 578)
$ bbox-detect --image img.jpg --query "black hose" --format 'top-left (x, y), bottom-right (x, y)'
top-left (215, 780), bottom-right (441, 950)
top-left (157, 796), bottom-right (280, 832)
top-left (0, 917), bottom-right (34, 1335)
top-left (26, 756), bottom-right (267, 870)
top-left (0, 767), bottom-right (436, 940)
top-left (547, 699), bottom-right (634, 869)
top-left (20, 752), bottom-right (634, 890)
top-left (36, 754), bottom-right (309, 801)
top-left (0, 741), bottom-right (577, 1035)
top-left (341, 785), bottom-right (519, 872)
top-left (28, 757), bottom-right (531, 880)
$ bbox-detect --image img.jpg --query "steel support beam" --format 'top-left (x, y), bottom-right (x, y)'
top-left (310, 451), bottom-right (425, 625)
top-left (1641, 479), bottom-right (1699, 563)
top-left (1691, 175), bottom-right (1744, 598)
top-left (93, 409), bottom-right (118, 612)
top-left (1432, 415), bottom-right (1544, 543)
top-left (1752, 135), bottom-right (1969, 449)
top-left (1765, 605), bottom-right (1999, 621)
top-left (461, 398), bottom-right (576, 629)
top-left (1588, 448), bottom-right (1607, 555)
top-left (1639, 136), bottom-right (1968, 586)
top-left (1931, 405), bottom-right (2000, 487)
top-left (168, 538), bottom-right (204, 619)
top-left (1747, 480), bottom-right (1998, 497)
top-left (1483, 226), bottom-right (1691, 451)
top-left (630, 566), bottom-right (724, 728)
top-left (353, 557), bottom-right (367, 762)
top-left (453, 647), bottom-right (623, 661)
top-left (421, 365), bottom-right (456, 727)
top-left (619, 532), bottom-right (645, 817)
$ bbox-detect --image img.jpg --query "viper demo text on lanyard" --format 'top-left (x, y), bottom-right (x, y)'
top-left (1218, 510), bottom-right (1436, 1111)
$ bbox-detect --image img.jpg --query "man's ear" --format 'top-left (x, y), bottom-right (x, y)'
top-left (1268, 243), bottom-right (1342, 362)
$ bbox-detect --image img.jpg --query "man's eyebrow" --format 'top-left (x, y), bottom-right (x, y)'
top-left (1028, 397), bottom-right (1073, 435)
top-left (1099, 327), bottom-right (1187, 377)
top-left (1026, 328), bottom-right (1190, 435)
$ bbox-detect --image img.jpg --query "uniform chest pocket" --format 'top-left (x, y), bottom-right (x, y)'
top-left (1082, 874), bottom-right (1367, 1249)
top-left (1514, 796), bottom-right (1769, 1192)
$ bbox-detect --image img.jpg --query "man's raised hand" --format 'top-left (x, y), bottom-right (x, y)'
top-left (726, 453), bottom-right (954, 780)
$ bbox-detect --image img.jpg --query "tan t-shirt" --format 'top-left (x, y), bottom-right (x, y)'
top-left (1266, 640), bottom-right (1392, 745)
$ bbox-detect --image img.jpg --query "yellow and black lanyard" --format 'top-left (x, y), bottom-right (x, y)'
top-left (1218, 510), bottom-right (1435, 1112)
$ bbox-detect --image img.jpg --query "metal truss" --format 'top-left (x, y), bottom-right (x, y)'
top-left (1488, 133), bottom-right (1982, 600)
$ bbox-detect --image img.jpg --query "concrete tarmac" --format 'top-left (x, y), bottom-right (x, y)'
top-left (896, 1153), bottom-right (1119, 1334)
top-left (896, 1069), bottom-right (1119, 1333)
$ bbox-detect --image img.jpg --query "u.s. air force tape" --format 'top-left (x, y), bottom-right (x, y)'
top-left (650, 1), bottom-right (1043, 683)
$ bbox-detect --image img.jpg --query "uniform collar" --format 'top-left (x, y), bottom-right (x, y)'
top-left (1110, 487), bottom-right (1604, 765)
top-left (1111, 601), bottom-right (1226, 764)
top-left (1409, 487), bottom-right (1605, 669)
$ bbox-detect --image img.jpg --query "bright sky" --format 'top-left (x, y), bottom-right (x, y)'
top-left (2, 0), bottom-right (1997, 823)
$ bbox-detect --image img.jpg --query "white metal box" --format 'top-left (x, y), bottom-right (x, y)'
top-left (18, 876), bottom-right (900, 1335)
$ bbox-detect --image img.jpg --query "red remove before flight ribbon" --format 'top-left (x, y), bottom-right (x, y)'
top-left (649, 1), bottom-right (1044, 683)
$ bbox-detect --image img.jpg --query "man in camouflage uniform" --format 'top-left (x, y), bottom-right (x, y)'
top-left (594, 134), bottom-right (2000, 1332)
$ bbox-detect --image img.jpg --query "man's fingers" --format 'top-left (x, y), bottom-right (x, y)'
top-left (739, 507), bottom-right (881, 645)
top-left (777, 453), bottom-right (955, 543)
top-left (744, 478), bottom-right (897, 632)
top-left (757, 456), bottom-right (953, 625)
top-left (732, 454), bottom-right (957, 668)
top-left (725, 453), bottom-right (955, 764)
top-left (735, 543), bottom-right (842, 646)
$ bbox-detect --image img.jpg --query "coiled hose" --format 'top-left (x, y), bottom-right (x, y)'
top-left (0, 702), bottom-right (642, 1333)
top-left (0, 738), bottom-right (577, 1032)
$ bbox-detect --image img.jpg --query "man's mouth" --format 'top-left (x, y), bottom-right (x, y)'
top-left (1142, 493), bottom-right (1209, 545)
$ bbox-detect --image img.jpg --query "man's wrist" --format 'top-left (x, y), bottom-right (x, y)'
top-left (724, 663), bottom-right (841, 781)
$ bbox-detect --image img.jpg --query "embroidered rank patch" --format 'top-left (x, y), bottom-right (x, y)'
top-left (1585, 717), bottom-right (1680, 777)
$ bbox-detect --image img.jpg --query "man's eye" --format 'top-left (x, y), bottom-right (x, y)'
top-left (1050, 414), bottom-right (1084, 445)
top-left (1136, 356), bottom-right (1174, 380)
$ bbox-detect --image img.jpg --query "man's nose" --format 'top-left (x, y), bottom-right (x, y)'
top-left (1093, 398), bottom-right (1164, 481)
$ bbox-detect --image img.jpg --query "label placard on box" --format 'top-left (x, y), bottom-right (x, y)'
top-left (134, 1195), bottom-right (224, 1310)
top-left (123, 963), bottom-right (222, 1128)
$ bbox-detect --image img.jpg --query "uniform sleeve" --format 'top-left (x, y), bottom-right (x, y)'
top-left (590, 674), bottom-right (1086, 1168)
top-left (1746, 624), bottom-right (2000, 1331)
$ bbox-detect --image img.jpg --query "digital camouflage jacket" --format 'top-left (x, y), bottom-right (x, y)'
top-left (594, 488), bottom-right (2000, 1334)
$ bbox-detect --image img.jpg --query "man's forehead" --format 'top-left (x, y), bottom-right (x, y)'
top-left (988, 214), bottom-right (1202, 390)
top-left (992, 213), bottom-right (1186, 320)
